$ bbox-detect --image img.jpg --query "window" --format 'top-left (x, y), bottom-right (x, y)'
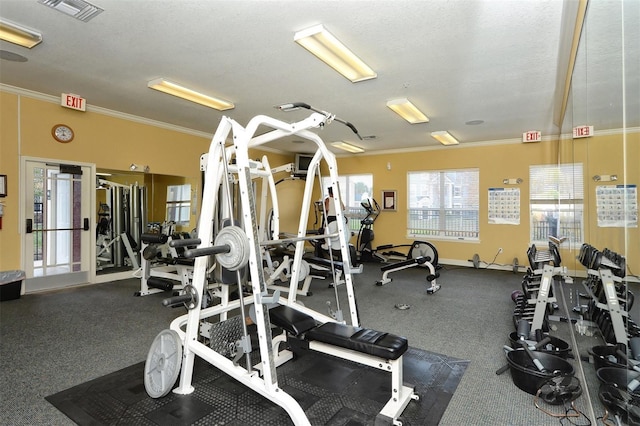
top-left (322, 174), bottom-right (373, 231)
top-left (408, 169), bottom-right (479, 239)
top-left (166, 184), bottom-right (191, 226)
top-left (530, 163), bottom-right (583, 244)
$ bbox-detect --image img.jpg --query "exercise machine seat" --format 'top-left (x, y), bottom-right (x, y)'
top-left (304, 245), bottom-right (359, 269)
top-left (269, 305), bottom-right (408, 360)
top-left (306, 323), bottom-right (408, 360)
top-left (269, 304), bottom-right (317, 336)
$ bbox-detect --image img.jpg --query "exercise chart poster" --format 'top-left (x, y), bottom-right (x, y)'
top-left (488, 187), bottom-right (520, 225)
top-left (596, 184), bottom-right (638, 228)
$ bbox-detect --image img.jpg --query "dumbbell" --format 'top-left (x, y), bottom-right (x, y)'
top-left (578, 243), bottom-right (590, 266)
top-left (590, 249), bottom-right (603, 270)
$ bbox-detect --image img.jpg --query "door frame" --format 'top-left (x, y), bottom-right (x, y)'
top-left (20, 156), bottom-right (97, 292)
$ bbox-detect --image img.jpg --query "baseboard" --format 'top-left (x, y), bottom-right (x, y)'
top-left (94, 271), bottom-right (135, 283)
top-left (439, 258), bottom-right (588, 278)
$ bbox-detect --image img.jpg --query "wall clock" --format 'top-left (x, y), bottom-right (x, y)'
top-left (52, 124), bottom-right (74, 143)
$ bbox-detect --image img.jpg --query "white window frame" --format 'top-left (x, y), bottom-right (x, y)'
top-left (407, 168), bottom-right (480, 240)
top-left (321, 174), bottom-right (373, 232)
top-left (529, 163), bottom-right (584, 245)
top-left (166, 184), bottom-right (191, 226)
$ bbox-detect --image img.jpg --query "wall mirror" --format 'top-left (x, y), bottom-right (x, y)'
top-left (95, 168), bottom-right (198, 275)
top-left (563, 0), bottom-right (639, 421)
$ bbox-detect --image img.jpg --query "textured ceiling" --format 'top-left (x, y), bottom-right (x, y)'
top-left (0, 0), bottom-right (636, 154)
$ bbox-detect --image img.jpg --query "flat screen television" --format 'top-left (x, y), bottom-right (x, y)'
top-left (294, 154), bottom-right (314, 176)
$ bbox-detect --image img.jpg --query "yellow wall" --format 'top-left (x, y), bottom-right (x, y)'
top-left (335, 133), bottom-right (638, 274)
top-left (0, 90), bottom-right (297, 272)
top-left (0, 92), bottom-right (21, 270)
top-left (335, 141), bottom-right (557, 264)
top-left (1, 89), bottom-right (637, 276)
top-left (581, 133), bottom-right (639, 266)
top-left (0, 91), bottom-right (210, 271)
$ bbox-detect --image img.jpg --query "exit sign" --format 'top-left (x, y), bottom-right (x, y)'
top-left (61, 93), bottom-right (86, 111)
top-left (573, 125), bottom-right (594, 138)
top-left (522, 131), bottom-right (541, 143)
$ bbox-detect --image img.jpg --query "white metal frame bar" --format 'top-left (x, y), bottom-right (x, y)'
top-left (308, 341), bottom-right (416, 424)
top-left (166, 111), bottom-right (362, 425)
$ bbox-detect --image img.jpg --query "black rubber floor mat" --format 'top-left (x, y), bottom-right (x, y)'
top-left (46, 347), bottom-right (469, 425)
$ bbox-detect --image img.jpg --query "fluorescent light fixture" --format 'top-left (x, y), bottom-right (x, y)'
top-left (503, 178), bottom-right (523, 185)
top-left (386, 98), bottom-right (429, 124)
top-left (331, 141), bottom-right (364, 153)
top-left (431, 131), bottom-right (460, 146)
top-left (130, 163), bottom-right (150, 173)
top-left (294, 24), bottom-right (376, 83)
top-left (593, 174), bottom-right (617, 182)
top-left (147, 78), bottom-right (234, 111)
top-left (0, 19), bottom-right (42, 48)
top-left (38, 0), bottom-right (104, 22)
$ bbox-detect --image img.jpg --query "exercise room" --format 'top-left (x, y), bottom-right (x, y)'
top-left (0, 1), bottom-right (638, 425)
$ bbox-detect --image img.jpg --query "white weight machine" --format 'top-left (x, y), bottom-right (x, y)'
top-left (143, 105), bottom-right (417, 426)
top-left (95, 178), bottom-right (144, 271)
top-left (134, 232), bottom-right (194, 297)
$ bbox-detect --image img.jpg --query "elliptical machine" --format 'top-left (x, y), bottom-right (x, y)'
top-left (357, 197), bottom-right (384, 262)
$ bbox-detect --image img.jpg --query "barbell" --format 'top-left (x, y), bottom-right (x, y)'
top-left (174, 225), bottom-right (339, 272)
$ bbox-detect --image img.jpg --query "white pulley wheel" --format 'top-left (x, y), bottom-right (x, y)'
top-left (144, 329), bottom-right (183, 398)
top-left (214, 225), bottom-right (250, 271)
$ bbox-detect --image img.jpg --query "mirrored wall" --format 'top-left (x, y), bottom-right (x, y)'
top-left (95, 169), bottom-right (199, 275)
top-left (565, 0), bottom-right (639, 421)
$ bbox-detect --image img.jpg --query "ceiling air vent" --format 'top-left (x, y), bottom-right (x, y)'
top-left (38, 0), bottom-right (103, 22)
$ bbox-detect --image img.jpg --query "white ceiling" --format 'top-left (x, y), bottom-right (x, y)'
top-left (0, 0), bottom-right (636, 154)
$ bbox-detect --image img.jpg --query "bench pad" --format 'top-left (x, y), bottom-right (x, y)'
top-left (269, 305), bottom-right (317, 336)
top-left (304, 256), bottom-right (345, 270)
top-left (307, 322), bottom-right (408, 360)
top-left (269, 305), bottom-right (408, 360)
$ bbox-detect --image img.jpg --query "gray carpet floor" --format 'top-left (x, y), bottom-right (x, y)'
top-left (0, 262), bottom-right (607, 425)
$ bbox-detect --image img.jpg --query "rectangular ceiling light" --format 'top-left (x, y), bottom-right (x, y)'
top-left (386, 98), bottom-right (429, 124)
top-left (38, 0), bottom-right (104, 22)
top-left (431, 131), bottom-right (460, 146)
top-left (294, 24), bottom-right (376, 83)
top-left (147, 78), bottom-right (234, 111)
top-left (0, 19), bottom-right (42, 48)
top-left (331, 141), bottom-right (365, 153)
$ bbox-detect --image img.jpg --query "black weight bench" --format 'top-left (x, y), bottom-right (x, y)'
top-left (270, 304), bottom-right (408, 360)
top-left (303, 251), bottom-right (363, 290)
top-left (304, 254), bottom-right (363, 274)
top-left (267, 304), bottom-right (417, 424)
top-left (304, 255), bottom-right (346, 269)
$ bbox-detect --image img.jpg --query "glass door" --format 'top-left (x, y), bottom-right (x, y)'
top-left (23, 160), bottom-right (92, 292)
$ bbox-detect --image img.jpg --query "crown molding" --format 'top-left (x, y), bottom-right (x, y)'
top-left (3, 84), bottom-right (634, 158)
top-left (1, 83), bottom-right (212, 138)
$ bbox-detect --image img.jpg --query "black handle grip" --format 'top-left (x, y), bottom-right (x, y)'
top-left (616, 349), bottom-right (630, 365)
top-left (534, 337), bottom-right (552, 350)
top-left (26, 218), bottom-right (32, 233)
top-left (162, 294), bottom-right (193, 307)
top-left (523, 345), bottom-right (546, 372)
top-left (169, 238), bottom-right (201, 248)
top-left (495, 364), bottom-right (510, 375)
top-left (141, 233), bottom-right (168, 244)
top-left (516, 319), bottom-right (531, 340)
top-left (184, 245), bottom-right (230, 258)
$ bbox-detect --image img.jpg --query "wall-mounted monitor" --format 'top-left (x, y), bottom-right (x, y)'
top-left (294, 154), bottom-right (314, 176)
